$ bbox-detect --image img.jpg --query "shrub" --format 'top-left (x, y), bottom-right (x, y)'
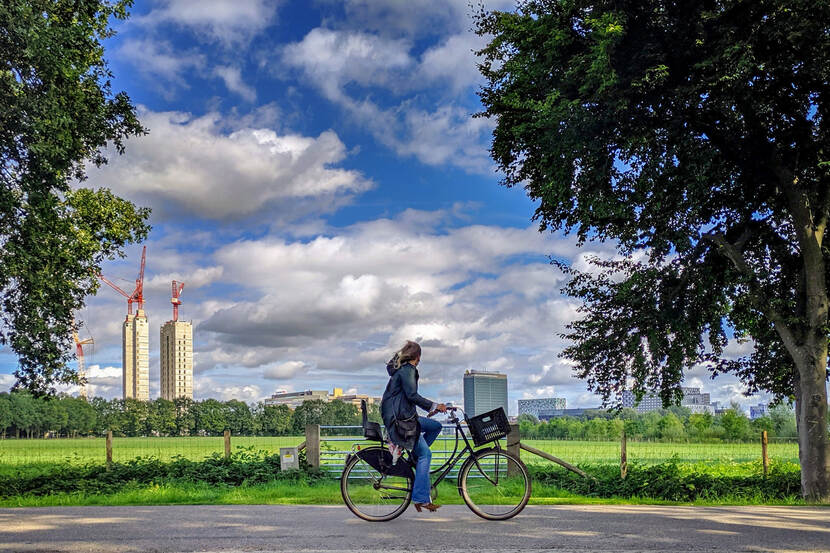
top-left (0, 447), bottom-right (323, 498)
top-left (529, 460), bottom-right (801, 501)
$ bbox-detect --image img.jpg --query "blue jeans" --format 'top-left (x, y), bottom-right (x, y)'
top-left (412, 416), bottom-right (442, 503)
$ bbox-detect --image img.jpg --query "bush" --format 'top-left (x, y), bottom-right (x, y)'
top-left (0, 447), bottom-right (323, 498)
top-left (529, 460), bottom-right (801, 501)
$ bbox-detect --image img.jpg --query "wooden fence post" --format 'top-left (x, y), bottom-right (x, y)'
top-left (224, 429), bottom-right (231, 460)
top-left (620, 429), bottom-right (628, 479)
top-left (106, 430), bottom-right (113, 470)
top-left (506, 423), bottom-right (521, 476)
top-left (305, 424), bottom-right (320, 469)
top-left (761, 430), bottom-right (769, 477)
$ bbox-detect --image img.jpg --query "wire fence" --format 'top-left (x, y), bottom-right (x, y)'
top-left (0, 435), bottom-right (301, 466)
top-left (0, 427), bottom-right (799, 473)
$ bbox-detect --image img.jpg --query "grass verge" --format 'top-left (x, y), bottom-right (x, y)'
top-left (0, 479), bottom-right (810, 508)
top-left (0, 449), bottom-right (812, 508)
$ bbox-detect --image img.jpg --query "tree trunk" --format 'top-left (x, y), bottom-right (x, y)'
top-left (795, 350), bottom-right (830, 502)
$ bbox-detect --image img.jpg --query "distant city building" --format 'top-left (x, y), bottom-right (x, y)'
top-left (329, 387), bottom-right (382, 408)
top-left (518, 398), bottom-right (566, 419)
top-left (122, 309), bottom-right (149, 401)
top-left (463, 370), bottom-right (508, 417)
top-left (159, 320), bottom-right (193, 401)
top-left (750, 403), bottom-right (769, 420)
top-left (264, 387), bottom-right (380, 409)
top-left (621, 387), bottom-right (713, 414)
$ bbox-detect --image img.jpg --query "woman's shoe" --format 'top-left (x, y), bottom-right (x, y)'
top-left (413, 502), bottom-right (441, 512)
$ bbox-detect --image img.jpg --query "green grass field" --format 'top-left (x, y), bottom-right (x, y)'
top-left (0, 436), bottom-right (303, 465)
top-left (0, 435), bottom-right (799, 469)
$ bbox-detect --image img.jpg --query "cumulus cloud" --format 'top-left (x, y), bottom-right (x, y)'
top-left (281, 28), bottom-right (413, 98)
top-left (263, 361), bottom-right (311, 380)
top-left (318, 0), bottom-right (517, 39)
top-left (213, 66), bottom-right (257, 102)
top-left (84, 108), bottom-right (372, 221)
top-left (195, 378), bottom-right (263, 402)
top-left (187, 210), bottom-right (591, 406)
top-left (418, 33), bottom-right (488, 93)
top-left (0, 372), bottom-right (14, 391)
top-left (116, 39), bottom-right (205, 91)
top-left (137, 0), bottom-right (279, 46)
top-left (280, 28), bottom-right (495, 173)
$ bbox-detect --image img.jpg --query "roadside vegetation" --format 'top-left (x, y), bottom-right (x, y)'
top-left (0, 447), bottom-right (808, 508)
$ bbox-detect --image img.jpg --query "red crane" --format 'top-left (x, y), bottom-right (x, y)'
top-left (171, 280), bottom-right (185, 321)
top-left (98, 246), bottom-right (146, 316)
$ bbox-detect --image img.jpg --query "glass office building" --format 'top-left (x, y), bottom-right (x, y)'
top-left (463, 370), bottom-right (508, 417)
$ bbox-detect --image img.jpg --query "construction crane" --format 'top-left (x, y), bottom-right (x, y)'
top-left (98, 246), bottom-right (147, 316)
top-left (171, 280), bottom-right (185, 321)
top-left (72, 323), bottom-right (94, 400)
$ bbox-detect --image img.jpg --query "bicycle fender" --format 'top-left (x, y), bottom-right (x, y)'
top-left (356, 447), bottom-right (415, 480)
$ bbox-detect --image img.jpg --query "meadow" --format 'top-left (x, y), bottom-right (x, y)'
top-left (0, 434), bottom-right (798, 470)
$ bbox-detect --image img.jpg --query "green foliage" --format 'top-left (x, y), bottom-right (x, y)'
top-left (0, 447), bottom-right (324, 499)
top-left (0, 0), bottom-right (151, 395)
top-left (529, 460), bottom-right (802, 502)
top-left (516, 406), bottom-right (794, 443)
top-left (0, 392), bottom-right (371, 439)
top-left (475, 0), bottom-right (830, 498)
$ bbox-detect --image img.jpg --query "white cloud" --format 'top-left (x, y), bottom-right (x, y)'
top-left (263, 361), bottom-right (310, 380)
top-left (281, 28), bottom-right (413, 99)
top-left (195, 378), bottom-right (263, 402)
top-left (418, 33), bottom-right (488, 92)
top-left (187, 211), bottom-right (585, 411)
top-left (116, 39), bottom-right (205, 90)
top-left (280, 28), bottom-right (495, 173)
top-left (138, 0), bottom-right (279, 46)
top-left (213, 66), bottom-right (257, 103)
top-left (84, 108), bottom-right (372, 220)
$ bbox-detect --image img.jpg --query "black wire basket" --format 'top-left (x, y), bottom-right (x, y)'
top-left (467, 407), bottom-right (510, 447)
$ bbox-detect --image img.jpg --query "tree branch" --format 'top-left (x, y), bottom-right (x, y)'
top-left (702, 230), bottom-right (802, 357)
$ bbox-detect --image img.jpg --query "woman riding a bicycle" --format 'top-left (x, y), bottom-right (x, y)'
top-left (380, 340), bottom-right (447, 512)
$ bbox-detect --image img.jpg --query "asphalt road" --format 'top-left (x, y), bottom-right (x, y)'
top-left (1, 504), bottom-right (829, 553)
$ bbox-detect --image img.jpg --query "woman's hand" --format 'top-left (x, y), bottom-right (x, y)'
top-left (428, 403), bottom-right (448, 417)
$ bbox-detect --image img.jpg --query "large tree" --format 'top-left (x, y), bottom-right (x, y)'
top-left (1, 0), bottom-right (150, 394)
top-left (476, 0), bottom-right (830, 500)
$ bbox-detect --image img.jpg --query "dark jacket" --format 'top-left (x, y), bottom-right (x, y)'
top-left (381, 360), bottom-right (434, 450)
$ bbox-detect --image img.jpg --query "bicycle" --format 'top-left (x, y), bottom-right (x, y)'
top-left (340, 401), bottom-right (531, 522)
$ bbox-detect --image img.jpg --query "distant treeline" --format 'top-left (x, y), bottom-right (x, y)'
top-left (0, 390), bottom-right (802, 443)
top-left (517, 405), bottom-right (799, 443)
top-left (0, 392), bottom-right (378, 438)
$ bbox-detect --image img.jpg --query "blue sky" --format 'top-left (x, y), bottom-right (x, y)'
top-left (0, 0), bottom-right (764, 413)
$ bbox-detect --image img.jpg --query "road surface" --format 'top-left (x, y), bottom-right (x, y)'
top-left (1, 504), bottom-right (829, 552)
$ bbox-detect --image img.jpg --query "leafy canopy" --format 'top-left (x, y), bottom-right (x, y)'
top-left (1, 0), bottom-right (150, 394)
top-left (475, 0), bottom-right (830, 405)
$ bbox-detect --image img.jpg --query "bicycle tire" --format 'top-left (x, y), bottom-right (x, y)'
top-left (341, 449), bottom-right (412, 522)
top-left (459, 449), bottom-right (531, 520)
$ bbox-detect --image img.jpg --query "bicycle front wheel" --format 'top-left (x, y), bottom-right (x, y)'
top-left (341, 451), bottom-right (412, 522)
top-left (459, 449), bottom-right (531, 520)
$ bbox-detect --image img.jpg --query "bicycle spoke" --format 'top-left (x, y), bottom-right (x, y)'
top-left (461, 450), bottom-right (530, 520)
top-left (341, 451), bottom-right (412, 522)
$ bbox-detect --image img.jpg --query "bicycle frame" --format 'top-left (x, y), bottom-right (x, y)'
top-left (403, 409), bottom-right (504, 490)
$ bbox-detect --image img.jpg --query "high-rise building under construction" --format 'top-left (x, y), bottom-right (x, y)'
top-left (160, 319), bottom-right (193, 400)
top-left (123, 309), bottom-right (149, 400)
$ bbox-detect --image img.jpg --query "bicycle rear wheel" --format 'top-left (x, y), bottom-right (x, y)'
top-left (341, 451), bottom-right (412, 522)
top-left (459, 449), bottom-right (531, 520)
